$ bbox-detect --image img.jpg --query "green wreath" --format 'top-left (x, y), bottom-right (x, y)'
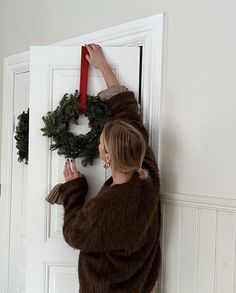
top-left (14, 108), bottom-right (29, 164)
top-left (41, 90), bottom-right (112, 166)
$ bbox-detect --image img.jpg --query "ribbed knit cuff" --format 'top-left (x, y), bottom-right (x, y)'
top-left (97, 85), bottom-right (128, 101)
top-left (45, 176), bottom-right (87, 205)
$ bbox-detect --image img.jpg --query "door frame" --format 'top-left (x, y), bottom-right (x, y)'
top-left (0, 13), bottom-right (164, 292)
top-left (0, 51), bottom-right (30, 293)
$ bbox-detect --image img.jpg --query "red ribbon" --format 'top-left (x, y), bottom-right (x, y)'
top-left (79, 46), bottom-right (89, 114)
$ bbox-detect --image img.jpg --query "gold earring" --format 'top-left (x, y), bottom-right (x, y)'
top-left (103, 161), bottom-right (110, 169)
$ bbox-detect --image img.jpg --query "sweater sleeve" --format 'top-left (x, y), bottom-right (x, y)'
top-left (61, 189), bottom-right (153, 253)
top-left (60, 176), bottom-right (88, 205)
top-left (104, 91), bottom-right (149, 143)
top-left (58, 177), bottom-right (89, 246)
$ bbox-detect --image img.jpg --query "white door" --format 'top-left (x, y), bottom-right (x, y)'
top-left (26, 46), bottom-right (140, 293)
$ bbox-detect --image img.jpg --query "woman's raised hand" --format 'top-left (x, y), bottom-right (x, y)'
top-left (85, 43), bottom-right (120, 90)
top-left (85, 44), bottom-right (109, 70)
top-left (63, 159), bottom-right (81, 182)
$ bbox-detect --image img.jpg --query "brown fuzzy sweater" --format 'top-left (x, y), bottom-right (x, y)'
top-left (58, 91), bottom-right (161, 292)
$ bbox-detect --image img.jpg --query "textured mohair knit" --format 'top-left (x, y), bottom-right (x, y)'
top-left (57, 91), bottom-right (161, 293)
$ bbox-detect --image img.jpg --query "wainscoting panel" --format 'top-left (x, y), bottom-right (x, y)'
top-left (197, 208), bottom-right (216, 293)
top-left (161, 203), bottom-right (182, 292)
top-left (216, 211), bottom-right (236, 293)
top-left (160, 197), bottom-right (236, 293)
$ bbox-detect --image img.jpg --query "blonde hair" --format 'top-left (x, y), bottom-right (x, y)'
top-left (102, 120), bottom-right (150, 181)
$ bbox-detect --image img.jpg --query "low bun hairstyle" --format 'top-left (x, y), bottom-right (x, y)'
top-left (102, 120), bottom-right (150, 181)
top-left (137, 167), bottom-right (150, 180)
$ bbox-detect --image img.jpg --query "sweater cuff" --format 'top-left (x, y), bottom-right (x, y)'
top-left (97, 85), bottom-right (128, 101)
top-left (45, 183), bottom-right (63, 205)
top-left (46, 176), bottom-right (88, 205)
top-left (60, 176), bottom-right (88, 206)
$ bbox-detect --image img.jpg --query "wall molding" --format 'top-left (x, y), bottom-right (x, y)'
top-left (161, 191), bottom-right (236, 211)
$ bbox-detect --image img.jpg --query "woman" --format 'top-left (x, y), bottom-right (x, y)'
top-left (47, 44), bottom-right (161, 292)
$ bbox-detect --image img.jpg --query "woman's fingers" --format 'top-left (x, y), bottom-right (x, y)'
top-left (63, 159), bottom-right (81, 182)
top-left (85, 44), bottom-right (104, 69)
top-left (85, 44), bottom-right (98, 57)
top-left (63, 161), bottom-right (69, 181)
top-left (66, 159), bottom-right (72, 175)
top-left (64, 161), bottom-right (68, 173)
top-left (86, 43), bottom-right (100, 51)
top-left (86, 45), bottom-right (97, 55)
top-left (72, 160), bottom-right (80, 179)
top-left (63, 168), bottom-right (67, 178)
top-left (85, 45), bottom-right (95, 65)
top-left (71, 160), bottom-right (78, 174)
top-left (86, 54), bottom-right (91, 63)
top-left (90, 43), bottom-right (100, 51)
top-left (64, 160), bottom-right (73, 181)
top-left (85, 44), bottom-right (93, 55)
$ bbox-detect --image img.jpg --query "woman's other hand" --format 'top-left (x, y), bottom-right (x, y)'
top-left (63, 159), bottom-right (81, 182)
top-left (85, 44), bottom-right (108, 70)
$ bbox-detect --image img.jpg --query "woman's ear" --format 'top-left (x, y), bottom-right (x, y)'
top-left (105, 153), bottom-right (111, 164)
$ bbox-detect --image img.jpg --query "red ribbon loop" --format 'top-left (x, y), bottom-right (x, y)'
top-left (79, 46), bottom-right (89, 114)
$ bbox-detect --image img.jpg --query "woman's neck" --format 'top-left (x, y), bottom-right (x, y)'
top-left (110, 166), bottom-right (133, 186)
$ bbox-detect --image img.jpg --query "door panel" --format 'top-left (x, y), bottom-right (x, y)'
top-left (10, 71), bottom-right (29, 293)
top-left (26, 46), bottom-right (140, 293)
